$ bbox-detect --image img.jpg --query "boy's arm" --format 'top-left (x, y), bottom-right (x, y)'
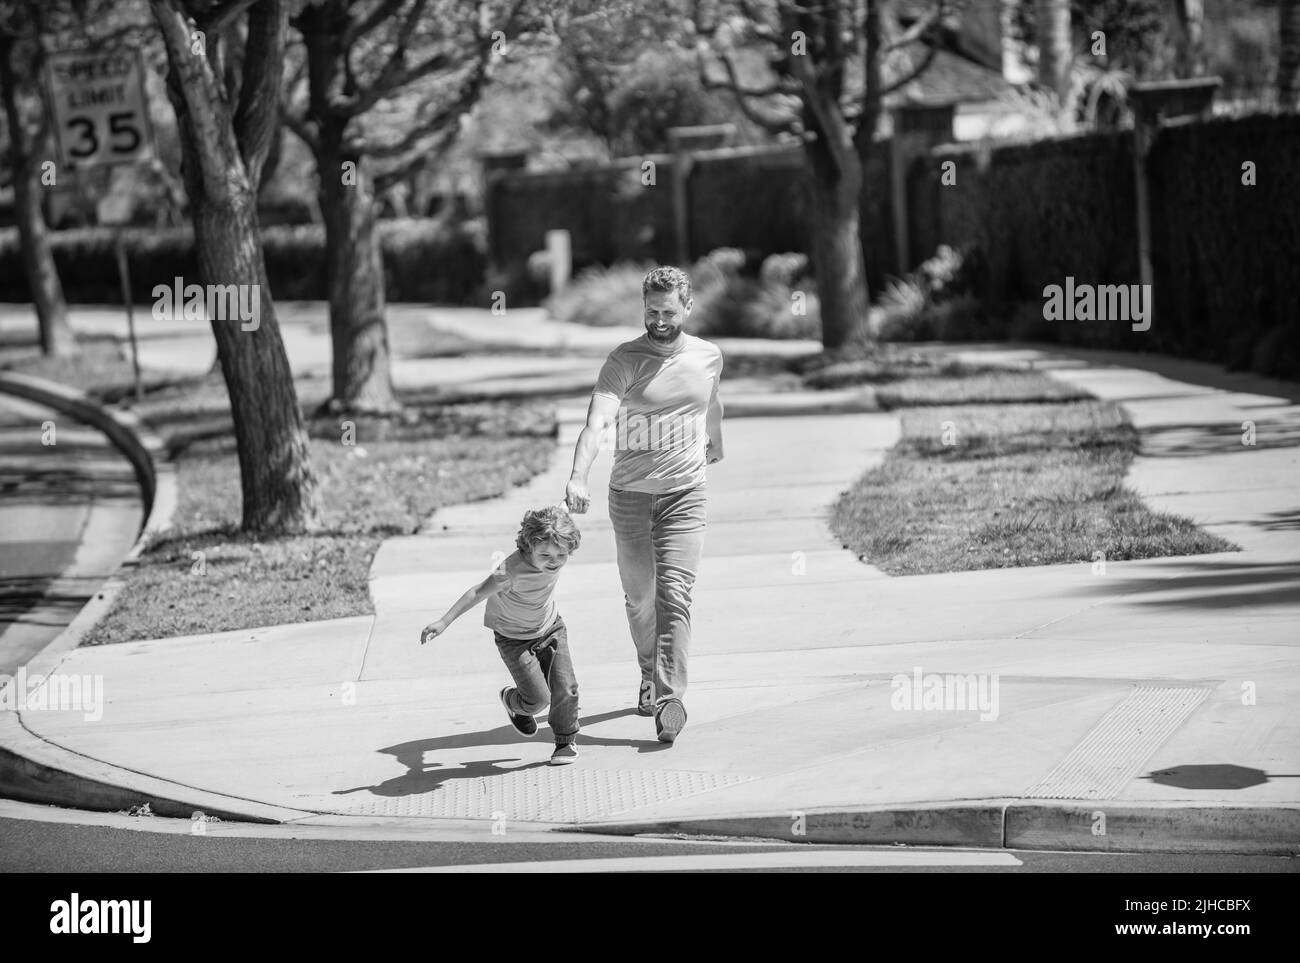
top-left (566, 391), bottom-right (621, 513)
top-left (421, 571), bottom-right (507, 644)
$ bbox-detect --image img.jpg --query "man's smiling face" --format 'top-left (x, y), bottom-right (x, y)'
top-left (643, 288), bottom-right (692, 344)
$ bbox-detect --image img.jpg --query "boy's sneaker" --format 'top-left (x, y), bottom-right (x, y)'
top-left (655, 699), bottom-right (687, 743)
top-left (636, 680), bottom-right (654, 716)
top-left (550, 742), bottom-right (579, 766)
top-left (499, 687), bottom-right (537, 737)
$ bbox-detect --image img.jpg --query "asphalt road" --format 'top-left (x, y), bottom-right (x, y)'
top-left (0, 391), bottom-right (141, 674)
top-left (0, 799), bottom-right (1294, 874)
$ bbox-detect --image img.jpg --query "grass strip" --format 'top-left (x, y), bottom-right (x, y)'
top-left (830, 377), bottom-right (1237, 575)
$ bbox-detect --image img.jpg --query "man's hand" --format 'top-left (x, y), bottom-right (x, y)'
top-left (565, 478), bottom-right (591, 514)
top-left (420, 619), bottom-right (449, 645)
top-left (707, 440), bottom-right (724, 465)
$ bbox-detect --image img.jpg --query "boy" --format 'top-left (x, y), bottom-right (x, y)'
top-left (420, 505), bottom-right (582, 765)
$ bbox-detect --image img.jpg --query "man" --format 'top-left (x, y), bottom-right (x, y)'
top-left (564, 266), bottom-right (724, 744)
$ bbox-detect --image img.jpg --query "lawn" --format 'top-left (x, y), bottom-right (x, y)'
top-left (2, 333), bottom-right (558, 643)
top-left (828, 369), bottom-right (1237, 575)
top-left (87, 417), bottom-right (555, 643)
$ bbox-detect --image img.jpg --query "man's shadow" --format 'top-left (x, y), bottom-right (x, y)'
top-left (334, 708), bottom-right (669, 800)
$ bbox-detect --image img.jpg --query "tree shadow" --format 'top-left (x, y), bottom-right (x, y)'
top-left (0, 462), bottom-right (139, 503)
top-left (334, 708), bottom-right (669, 800)
top-left (1261, 509), bottom-right (1300, 532)
top-left (0, 574), bottom-right (104, 625)
top-left (1066, 559), bottom-right (1300, 610)
top-left (1138, 418), bottom-right (1300, 457)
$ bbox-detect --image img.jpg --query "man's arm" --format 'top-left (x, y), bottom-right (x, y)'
top-left (565, 392), bottom-right (621, 513)
top-left (706, 357), bottom-right (724, 464)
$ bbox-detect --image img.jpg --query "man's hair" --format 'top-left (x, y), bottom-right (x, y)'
top-left (642, 266), bottom-right (692, 306)
top-left (516, 505), bottom-right (582, 555)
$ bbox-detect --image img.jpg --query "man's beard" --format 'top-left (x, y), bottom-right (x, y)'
top-left (646, 322), bottom-right (680, 343)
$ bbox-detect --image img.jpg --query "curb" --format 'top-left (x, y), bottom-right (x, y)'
top-left (0, 711), bottom-right (307, 824)
top-left (575, 800), bottom-right (1300, 855)
top-left (0, 369), bottom-right (181, 814)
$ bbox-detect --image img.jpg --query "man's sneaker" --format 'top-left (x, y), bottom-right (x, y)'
top-left (655, 699), bottom-right (687, 743)
top-left (550, 742), bottom-right (579, 766)
top-left (636, 680), bottom-right (654, 716)
top-left (499, 687), bottom-right (537, 737)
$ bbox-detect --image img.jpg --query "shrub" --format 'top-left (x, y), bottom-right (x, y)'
top-left (0, 218), bottom-right (486, 305)
top-left (871, 245), bottom-right (991, 342)
top-left (543, 261), bottom-right (649, 327)
top-left (1005, 299), bottom-right (1060, 343)
top-left (688, 249), bottom-right (820, 339)
top-left (759, 252), bottom-right (809, 287)
top-left (542, 248), bottom-right (821, 339)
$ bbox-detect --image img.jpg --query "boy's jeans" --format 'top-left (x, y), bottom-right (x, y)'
top-left (495, 614), bottom-right (579, 745)
top-left (608, 483), bottom-right (707, 707)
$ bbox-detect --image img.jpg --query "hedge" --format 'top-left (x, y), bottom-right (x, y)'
top-left (911, 113), bottom-right (1300, 379)
top-left (0, 217), bottom-right (487, 305)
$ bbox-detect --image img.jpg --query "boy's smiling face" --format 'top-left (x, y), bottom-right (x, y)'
top-left (528, 538), bottom-right (570, 572)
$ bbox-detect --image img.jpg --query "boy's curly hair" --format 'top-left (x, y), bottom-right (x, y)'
top-left (516, 505), bottom-right (582, 556)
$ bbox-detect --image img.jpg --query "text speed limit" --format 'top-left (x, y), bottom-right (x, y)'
top-left (45, 49), bottom-right (154, 168)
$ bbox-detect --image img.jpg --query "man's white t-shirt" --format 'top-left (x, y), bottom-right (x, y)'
top-left (593, 332), bottom-right (723, 494)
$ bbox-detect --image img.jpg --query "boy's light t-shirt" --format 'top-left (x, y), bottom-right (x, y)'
top-left (484, 549), bottom-right (561, 639)
top-left (592, 332), bottom-right (723, 494)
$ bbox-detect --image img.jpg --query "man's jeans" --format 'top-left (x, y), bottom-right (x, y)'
top-left (608, 483), bottom-right (707, 706)
top-left (495, 614), bottom-right (579, 745)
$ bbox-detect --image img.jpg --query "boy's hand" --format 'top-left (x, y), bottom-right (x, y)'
top-left (420, 620), bottom-right (449, 645)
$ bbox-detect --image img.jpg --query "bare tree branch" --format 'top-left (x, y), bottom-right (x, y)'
top-left (786, 40), bottom-right (852, 170)
top-left (356, 58), bottom-right (486, 158)
top-left (202, 0), bottom-right (261, 36)
top-left (233, 0), bottom-right (287, 186)
top-left (372, 124), bottom-right (457, 191)
top-left (361, 0), bottom-right (431, 104)
top-left (341, 0), bottom-right (406, 51)
top-left (885, 1), bottom-right (945, 52)
top-left (280, 95), bottom-right (319, 151)
top-left (697, 44), bottom-right (800, 134)
top-left (150, 0), bottom-right (239, 201)
top-left (881, 41), bottom-right (938, 96)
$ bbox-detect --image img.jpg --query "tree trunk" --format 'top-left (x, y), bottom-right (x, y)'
top-left (152, 0), bottom-right (319, 534)
top-left (0, 32), bottom-right (75, 357)
top-left (1281, 0), bottom-right (1300, 110)
top-left (198, 195), bottom-right (320, 533)
top-left (300, 2), bottom-right (398, 415)
top-left (805, 136), bottom-right (870, 351)
top-left (1035, 0), bottom-right (1072, 107)
top-left (317, 136), bottom-right (398, 414)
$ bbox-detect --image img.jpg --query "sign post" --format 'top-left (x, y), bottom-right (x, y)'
top-left (44, 48), bottom-right (155, 401)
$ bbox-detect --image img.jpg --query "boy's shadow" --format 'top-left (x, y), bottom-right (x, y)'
top-left (334, 708), bottom-right (668, 800)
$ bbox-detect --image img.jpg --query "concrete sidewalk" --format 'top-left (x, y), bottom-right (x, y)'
top-left (3, 345), bottom-right (1298, 852)
top-left (0, 302), bottom-right (822, 387)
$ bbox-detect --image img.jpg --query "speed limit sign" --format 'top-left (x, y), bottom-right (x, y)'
top-left (44, 49), bottom-right (154, 169)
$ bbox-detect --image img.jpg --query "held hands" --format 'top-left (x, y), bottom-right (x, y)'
top-left (420, 619), bottom-right (449, 645)
top-left (565, 478), bottom-right (591, 514)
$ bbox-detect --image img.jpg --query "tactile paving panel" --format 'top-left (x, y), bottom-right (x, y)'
top-left (1023, 685), bottom-right (1211, 799)
top-left (336, 767), bottom-right (751, 822)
